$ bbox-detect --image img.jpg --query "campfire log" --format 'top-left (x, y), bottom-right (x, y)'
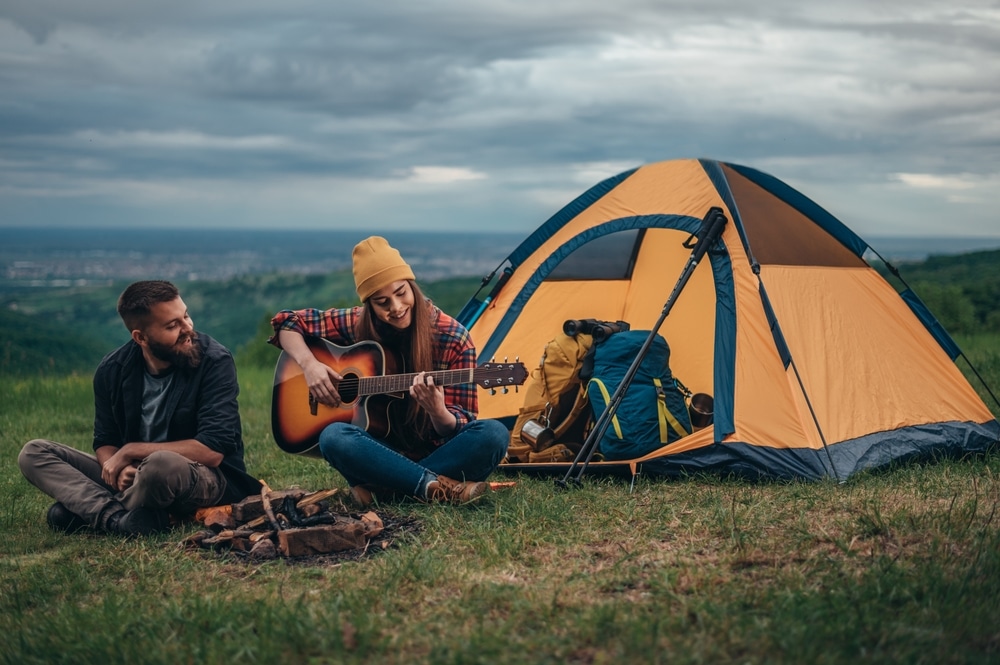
top-left (259, 480), bottom-right (283, 532)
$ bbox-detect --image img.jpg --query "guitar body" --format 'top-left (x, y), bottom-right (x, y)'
top-left (271, 336), bottom-right (528, 457)
top-left (271, 338), bottom-right (402, 456)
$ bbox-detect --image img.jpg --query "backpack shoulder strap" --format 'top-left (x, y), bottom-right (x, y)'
top-left (587, 378), bottom-right (623, 440)
top-left (654, 377), bottom-right (690, 440)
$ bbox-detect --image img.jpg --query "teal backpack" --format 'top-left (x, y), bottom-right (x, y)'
top-left (586, 330), bottom-right (692, 461)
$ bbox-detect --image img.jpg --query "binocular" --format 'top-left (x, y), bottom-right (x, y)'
top-left (563, 318), bottom-right (631, 342)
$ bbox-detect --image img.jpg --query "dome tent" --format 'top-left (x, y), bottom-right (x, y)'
top-left (458, 159), bottom-right (999, 481)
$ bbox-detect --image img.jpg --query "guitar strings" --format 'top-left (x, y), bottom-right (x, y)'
top-left (331, 367), bottom-right (512, 395)
top-left (335, 371), bottom-right (469, 391)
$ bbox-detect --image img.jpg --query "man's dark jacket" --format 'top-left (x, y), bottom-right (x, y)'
top-left (92, 332), bottom-right (261, 504)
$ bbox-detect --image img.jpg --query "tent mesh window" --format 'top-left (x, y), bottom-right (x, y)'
top-left (548, 229), bottom-right (644, 280)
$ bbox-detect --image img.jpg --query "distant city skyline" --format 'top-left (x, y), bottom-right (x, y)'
top-left (1, 2), bottom-right (998, 238)
top-left (3, 228), bottom-right (997, 295)
top-left (0, 228), bottom-right (522, 285)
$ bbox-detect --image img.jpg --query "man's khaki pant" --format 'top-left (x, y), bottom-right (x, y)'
top-left (18, 439), bottom-right (226, 530)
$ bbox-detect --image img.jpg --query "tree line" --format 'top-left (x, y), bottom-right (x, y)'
top-left (2, 249), bottom-right (997, 377)
top-left (0, 272), bottom-right (482, 376)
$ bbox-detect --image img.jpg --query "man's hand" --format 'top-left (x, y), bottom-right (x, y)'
top-left (101, 446), bottom-right (136, 488)
top-left (116, 463), bottom-right (139, 491)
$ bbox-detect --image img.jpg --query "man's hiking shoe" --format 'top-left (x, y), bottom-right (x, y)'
top-left (106, 507), bottom-right (170, 536)
top-left (424, 475), bottom-right (490, 505)
top-left (349, 485), bottom-right (374, 509)
top-left (47, 502), bottom-right (88, 533)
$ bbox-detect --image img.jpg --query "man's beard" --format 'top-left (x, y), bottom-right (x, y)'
top-left (148, 332), bottom-right (202, 369)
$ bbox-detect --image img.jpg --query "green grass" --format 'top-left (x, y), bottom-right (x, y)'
top-left (2, 355), bottom-right (1000, 663)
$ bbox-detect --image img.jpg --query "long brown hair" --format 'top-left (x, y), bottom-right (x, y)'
top-left (357, 280), bottom-right (435, 434)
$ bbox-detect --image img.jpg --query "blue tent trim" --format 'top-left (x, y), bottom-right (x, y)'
top-left (699, 159), bottom-right (754, 261)
top-left (826, 419), bottom-right (1000, 478)
top-left (636, 419), bottom-right (1000, 481)
top-left (758, 283), bottom-right (792, 369)
top-left (708, 240), bottom-right (737, 440)
top-left (507, 168), bottom-right (639, 268)
top-left (457, 167), bottom-right (639, 330)
top-left (899, 288), bottom-right (962, 360)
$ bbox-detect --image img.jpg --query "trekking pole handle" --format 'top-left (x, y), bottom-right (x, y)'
top-left (691, 207), bottom-right (728, 263)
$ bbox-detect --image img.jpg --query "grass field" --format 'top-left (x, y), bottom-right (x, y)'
top-left (2, 337), bottom-right (999, 664)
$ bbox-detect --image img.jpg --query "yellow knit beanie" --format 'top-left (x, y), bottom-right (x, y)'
top-left (352, 236), bottom-right (416, 302)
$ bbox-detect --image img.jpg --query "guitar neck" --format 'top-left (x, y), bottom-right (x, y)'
top-left (358, 368), bottom-right (476, 396)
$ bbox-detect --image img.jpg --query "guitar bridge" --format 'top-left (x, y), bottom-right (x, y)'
top-left (308, 392), bottom-right (318, 416)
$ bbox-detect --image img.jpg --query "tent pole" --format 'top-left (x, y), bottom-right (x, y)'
top-left (786, 348), bottom-right (841, 482)
top-left (556, 207), bottom-right (729, 488)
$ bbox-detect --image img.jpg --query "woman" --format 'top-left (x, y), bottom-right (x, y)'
top-left (270, 236), bottom-right (509, 505)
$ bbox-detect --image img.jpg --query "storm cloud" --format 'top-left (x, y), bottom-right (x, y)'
top-left (1, 1), bottom-right (997, 236)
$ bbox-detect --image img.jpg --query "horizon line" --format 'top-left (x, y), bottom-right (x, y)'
top-left (3, 225), bottom-right (1000, 240)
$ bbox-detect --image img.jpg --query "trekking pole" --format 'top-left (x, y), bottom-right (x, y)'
top-left (556, 207), bottom-right (729, 488)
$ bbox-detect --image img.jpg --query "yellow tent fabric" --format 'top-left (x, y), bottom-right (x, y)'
top-left (459, 159), bottom-right (998, 480)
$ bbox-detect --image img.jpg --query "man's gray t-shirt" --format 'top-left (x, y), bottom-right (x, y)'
top-left (140, 370), bottom-right (175, 443)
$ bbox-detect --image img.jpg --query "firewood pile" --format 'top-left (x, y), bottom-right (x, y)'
top-left (183, 483), bottom-right (407, 562)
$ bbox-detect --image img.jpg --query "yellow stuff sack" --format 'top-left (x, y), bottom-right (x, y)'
top-left (528, 444), bottom-right (577, 463)
top-left (503, 441), bottom-right (533, 464)
top-left (511, 332), bottom-right (594, 452)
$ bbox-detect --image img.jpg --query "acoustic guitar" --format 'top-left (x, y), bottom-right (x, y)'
top-left (271, 336), bottom-right (527, 456)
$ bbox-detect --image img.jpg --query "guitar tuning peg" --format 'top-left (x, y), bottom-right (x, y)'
top-left (502, 386), bottom-right (509, 394)
top-left (490, 356), bottom-right (496, 363)
top-left (503, 356), bottom-right (508, 362)
top-left (490, 388), bottom-right (497, 396)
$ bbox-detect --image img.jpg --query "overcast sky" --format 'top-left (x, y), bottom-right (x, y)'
top-left (1, 1), bottom-right (998, 238)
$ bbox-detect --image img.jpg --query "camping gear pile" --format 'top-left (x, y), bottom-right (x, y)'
top-left (458, 158), bottom-right (999, 482)
top-left (506, 321), bottom-right (696, 467)
top-left (183, 485), bottom-right (386, 561)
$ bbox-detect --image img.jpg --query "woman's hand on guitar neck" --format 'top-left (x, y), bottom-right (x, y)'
top-left (410, 371), bottom-right (456, 436)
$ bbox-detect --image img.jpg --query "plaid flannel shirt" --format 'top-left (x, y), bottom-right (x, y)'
top-left (270, 302), bottom-right (479, 450)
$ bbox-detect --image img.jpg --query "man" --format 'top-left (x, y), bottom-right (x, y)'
top-left (18, 280), bottom-right (261, 536)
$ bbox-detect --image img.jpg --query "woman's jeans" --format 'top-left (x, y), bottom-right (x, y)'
top-left (317, 419), bottom-right (509, 497)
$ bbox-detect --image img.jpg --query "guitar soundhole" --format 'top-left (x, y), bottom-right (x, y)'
top-left (339, 372), bottom-right (360, 403)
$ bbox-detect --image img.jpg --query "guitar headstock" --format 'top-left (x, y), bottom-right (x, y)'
top-left (475, 361), bottom-right (528, 391)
